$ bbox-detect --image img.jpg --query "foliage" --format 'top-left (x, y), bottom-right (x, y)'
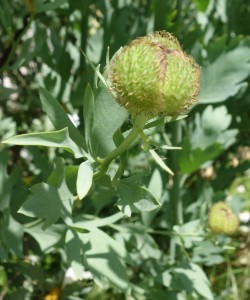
top-left (1, 0), bottom-right (250, 299)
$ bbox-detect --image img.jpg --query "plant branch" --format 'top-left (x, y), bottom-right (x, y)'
top-left (169, 120), bottom-right (183, 263)
top-left (172, 121), bottom-right (183, 225)
top-left (94, 115), bottom-right (148, 178)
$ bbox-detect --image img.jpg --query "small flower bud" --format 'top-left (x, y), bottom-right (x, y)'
top-left (208, 202), bottom-right (239, 235)
top-left (106, 31), bottom-right (200, 118)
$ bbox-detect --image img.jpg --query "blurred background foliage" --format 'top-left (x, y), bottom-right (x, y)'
top-left (0, 0), bottom-right (250, 299)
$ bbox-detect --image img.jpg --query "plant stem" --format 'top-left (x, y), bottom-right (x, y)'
top-left (169, 120), bottom-right (183, 263)
top-left (171, 121), bottom-right (183, 225)
top-left (94, 115), bottom-right (148, 178)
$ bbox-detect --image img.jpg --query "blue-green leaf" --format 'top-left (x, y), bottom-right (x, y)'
top-left (141, 169), bottom-right (162, 226)
top-left (149, 149), bottom-right (174, 175)
top-left (199, 46), bottom-right (250, 104)
top-left (25, 223), bottom-right (66, 252)
top-left (173, 262), bottom-right (214, 300)
top-left (65, 226), bottom-right (131, 291)
top-left (76, 161), bottom-right (93, 200)
top-left (116, 181), bottom-right (161, 217)
top-left (179, 106), bottom-right (238, 173)
top-left (80, 227), bottom-right (130, 291)
top-left (39, 87), bottom-right (87, 152)
top-left (68, 212), bottom-right (124, 229)
top-left (0, 150), bottom-right (19, 210)
top-left (173, 220), bottom-right (204, 249)
top-left (65, 229), bottom-right (85, 280)
top-left (19, 160), bottom-right (73, 229)
top-left (0, 209), bottom-right (23, 258)
top-left (2, 128), bottom-right (84, 159)
top-left (90, 83), bottom-right (128, 157)
top-left (179, 139), bottom-right (222, 174)
top-left (18, 182), bottom-right (72, 230)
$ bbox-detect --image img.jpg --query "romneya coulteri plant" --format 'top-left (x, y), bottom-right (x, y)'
top-left (1, 26), bottom-right (245, 299)
top-left (3, 31), bottom-right (201, 196)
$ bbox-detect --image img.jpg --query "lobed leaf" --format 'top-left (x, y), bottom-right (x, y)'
top-left (19, 159), bottom-right (73, 230)
top-left (199, 46), bottom-right (250, 104)
top-left (173, 262), bottom-right (214, 300)
top-left (116, 181), bottom-right (161, 217)
top-left (80, 227), bottom-right (131, 291)
top-left (179, 105), bottom-right (238, 173)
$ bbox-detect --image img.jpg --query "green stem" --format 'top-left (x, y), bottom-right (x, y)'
top-left (0, 14), bottom-right (34, 72)
top-left (94, 115), bottom-right (148, 178)
top-left (171, 121), bottom-right (183, 225)
top-left (169, 120), bottom-right (183, 263)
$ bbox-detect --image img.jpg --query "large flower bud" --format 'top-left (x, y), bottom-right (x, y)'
top-left (106, 31), bottom-right (200, 118)
top-left (208, 202), bottom-right (239, 235)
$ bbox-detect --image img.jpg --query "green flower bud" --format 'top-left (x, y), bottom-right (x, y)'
top-left (208, 202), bottom-right (239, 235)
top-left (106, 31), bottom-right (201, 118)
